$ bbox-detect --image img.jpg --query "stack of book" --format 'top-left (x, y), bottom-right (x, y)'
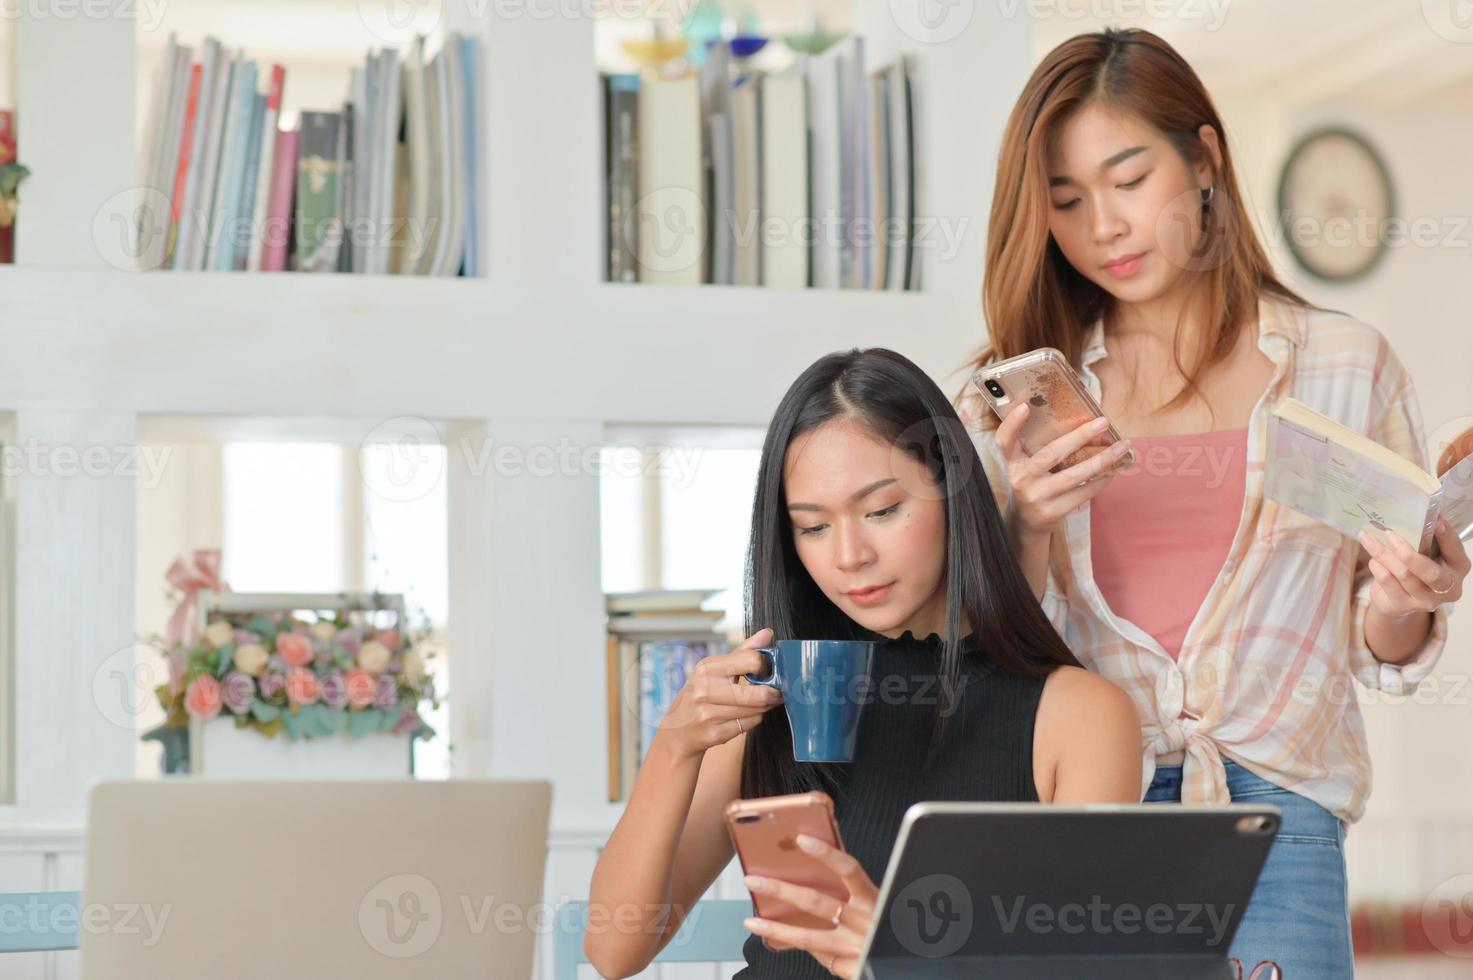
top-left (602, 39), bottom-right (918, 290)
top-left (606, 588), bottom-right (731, 801)
top-left (138, 32), bottom-right (482, 276)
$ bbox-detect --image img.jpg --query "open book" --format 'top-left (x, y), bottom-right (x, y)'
top-left (1265, 398), bottom-right (1473, 557)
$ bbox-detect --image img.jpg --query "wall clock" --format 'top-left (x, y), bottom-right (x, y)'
top-left (1277, 128), bottom-right (1394, 283)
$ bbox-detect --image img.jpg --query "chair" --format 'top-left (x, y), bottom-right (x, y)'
top-left (0, 892), bottom-right (81, 953)
top-left (554, 900), bottom-right (751, 980)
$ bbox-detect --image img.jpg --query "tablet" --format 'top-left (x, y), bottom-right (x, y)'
top-left (855, 802), bottom-right (1280, 980)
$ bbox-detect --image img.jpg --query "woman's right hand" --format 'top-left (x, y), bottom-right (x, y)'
top-left (996, 403), bottom-right (1133, 537)
top-left (656, 627), bottom-right (786, 761)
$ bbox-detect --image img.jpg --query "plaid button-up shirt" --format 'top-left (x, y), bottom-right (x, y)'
top-left (961, 297), bottom-right (1451, 823)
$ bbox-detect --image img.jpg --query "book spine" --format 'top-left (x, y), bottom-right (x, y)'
top-left (461, 35), bottom-right (481, 278)
top-left (607, 75), bottom-right (640, 283)
top-left (606, 634), bottom-right (622, 802)
top-left (620, 640), bottom-right (641, 799)
top-left (234, 93), bottom-right (267, 271)
top-left (146, 45), bottom-right (192, 272)
top-left (166, 63), bottom-right (204, 269)
top-left (260, 127), bottom-right (298, 272)
top-left (337, 102), bottom-right (355, 274)
top-left (350, 64), bottom-right (370, 275)
top-left (638, 641), bottom-right (658, 764)
top-left (295, 111), bottom-right (342, 272)
top-left (208, 59), bottom-right (258, 271)
top-left (174, 39), bottom-right (215, 270)
top-left (247, 64), bottom-right (285, 271)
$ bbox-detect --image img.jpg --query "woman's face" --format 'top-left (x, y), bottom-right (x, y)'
top-left (783, 419), bottom-right (949, 639)
top-left (1044, 101), bottom-right (1214, 306)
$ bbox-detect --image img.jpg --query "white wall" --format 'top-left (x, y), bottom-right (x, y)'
top-left (132, 441), bottom-right (222, 777)
top-left (1211, 90), bottom-right (1473, 906)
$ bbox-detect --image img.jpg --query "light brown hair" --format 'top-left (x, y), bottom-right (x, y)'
top-left (963, 28), bottom-right (1307, 421)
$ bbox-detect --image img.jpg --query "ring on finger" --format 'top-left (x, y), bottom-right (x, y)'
top-left (1433, 574), bottom-right (1456, 596)
top-left (831, 904), bottom-right (843, 927)
top-left (736, 717), bottom-right (745, 734)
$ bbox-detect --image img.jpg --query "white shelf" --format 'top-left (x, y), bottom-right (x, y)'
top-left (1, 266), bottom-right (977, 424)
top-left (1, 1), bottom-right (1035, 849)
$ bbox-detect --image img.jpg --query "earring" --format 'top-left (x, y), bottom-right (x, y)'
top-left (1200, 186), bottom-right (1215, 206)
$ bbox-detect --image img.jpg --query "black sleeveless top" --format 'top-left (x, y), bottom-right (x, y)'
top-left (733, 630), bottom-right (1048, 979)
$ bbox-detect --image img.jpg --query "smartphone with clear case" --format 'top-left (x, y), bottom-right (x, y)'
top-left (725, 791), bottom-right (848, 931)
top-left (972, 347), bottom-right (1134, 472)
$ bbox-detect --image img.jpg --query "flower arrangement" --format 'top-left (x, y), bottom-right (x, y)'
top-left (155, 607), bottom-right (439, 742)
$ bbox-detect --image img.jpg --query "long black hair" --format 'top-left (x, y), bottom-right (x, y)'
top-left (739, 348), bottom-right (1081, 803)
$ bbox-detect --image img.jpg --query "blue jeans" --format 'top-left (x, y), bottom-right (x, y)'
top-left (1145, 761), bottom-right (1355, 979)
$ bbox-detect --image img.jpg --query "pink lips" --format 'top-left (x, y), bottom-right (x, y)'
top-left (845, 583), bottom-right (895, 607)
top-left (1103, 251), bottom-right (1145, 278)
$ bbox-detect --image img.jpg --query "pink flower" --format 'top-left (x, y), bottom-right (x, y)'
top-left (221, 672), bottom-right (255, 714)
top-left (378, 628), bottom-right (401, 651)
top-left (184, 675), bottom-right (222, 720)
top-left (319, 672), bottom-right (348, 709)
top-left (276, 631), bottom-right (313, 669)
top-left (344, 669), bottom-right (376, 709)
top-left (285, 669), bottom-right (319, 706)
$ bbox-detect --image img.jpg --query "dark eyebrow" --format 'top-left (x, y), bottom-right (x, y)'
top-left (787, 478), bottom-right (898, 512)
top-left (1048, 145), bottom-right (1148, 187)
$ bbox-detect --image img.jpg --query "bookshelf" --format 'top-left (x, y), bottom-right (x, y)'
top-left (1, 0), bottom-right (1034, 845)
top-left (599, 31), bottom-right (924, 290)
top-left (605, 588), bottom-right (733, 802)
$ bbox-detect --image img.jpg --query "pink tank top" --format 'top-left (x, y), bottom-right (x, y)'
top-left (1089, 428), bottom-right (1249, 660)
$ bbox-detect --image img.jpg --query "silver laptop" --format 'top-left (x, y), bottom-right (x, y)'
top-left (855, 802), bottom-right (1279, 980)
top-left (80, 779), bottom-right (552, 979)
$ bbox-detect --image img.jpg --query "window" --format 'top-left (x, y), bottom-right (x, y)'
top-left (138, 436), bottom-right (450, 779)
top-left (600, 433), bottom-right (762, 628)
top-left (223, 443), bottom-right (346, 592)
top-left (362, 443), bottom-right (449, 779)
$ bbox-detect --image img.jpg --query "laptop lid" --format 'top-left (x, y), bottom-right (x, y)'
top-left (856, 802), bottom-right (1279, 980)
top-left (80, 779), bottom-right (552, 980)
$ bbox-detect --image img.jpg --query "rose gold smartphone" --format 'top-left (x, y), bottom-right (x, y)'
top-left (724, 791), bottom-right (848, 931)
top-left (972, 347), bottom-right (1135, 471)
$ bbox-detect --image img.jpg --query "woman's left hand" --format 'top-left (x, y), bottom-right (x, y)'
top-left (742, 833), bottom-right (880, 978)
top-left (1359, 517), bottom-right (1470, 614)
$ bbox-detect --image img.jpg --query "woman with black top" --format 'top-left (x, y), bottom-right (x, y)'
top-left (585, 348), bottom-right (1141, 979)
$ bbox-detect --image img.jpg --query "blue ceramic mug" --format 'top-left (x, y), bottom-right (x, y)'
top-left (744, 640), bottom-right (876, 763)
